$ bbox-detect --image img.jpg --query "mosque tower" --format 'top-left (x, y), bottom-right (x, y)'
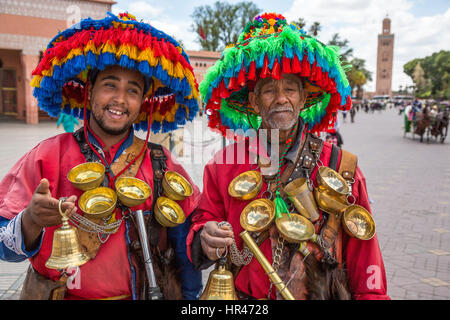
top-left (375, 15), bottom-right (394, 96)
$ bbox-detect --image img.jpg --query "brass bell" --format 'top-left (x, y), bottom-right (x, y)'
top-left (200, 259), bottom-right (237, 300)
top-left (46, 199), bottom-right (89, 270)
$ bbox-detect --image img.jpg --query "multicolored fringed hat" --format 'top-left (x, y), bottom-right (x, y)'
top-left (31, 12), bottom-right (199, 133)
top-left (200, 13), bottom-right (352, 137)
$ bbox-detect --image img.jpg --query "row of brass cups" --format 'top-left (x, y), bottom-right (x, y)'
top-left (228, 168), bottom-right (375, 242)
top-left (67, 162), bottom-right (193, 227)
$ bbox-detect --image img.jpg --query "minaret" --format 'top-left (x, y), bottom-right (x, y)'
top-left (375, 15), bottom-right (394, 96)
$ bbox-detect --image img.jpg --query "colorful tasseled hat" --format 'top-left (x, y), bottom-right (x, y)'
top-left (31, 12), bottom-right (199, 133)
top-left (200, 13), bottom-right (352, 137)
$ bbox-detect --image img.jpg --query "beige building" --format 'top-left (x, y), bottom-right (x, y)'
top-left (0, 1), bottom-right (220, 128)
top-left (0, 0), bottom-right (115, 123)
top-left (375, 16), bottom-right (395, 97)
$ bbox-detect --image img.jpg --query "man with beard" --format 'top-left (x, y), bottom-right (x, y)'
top-left (187, 13), bottom-right (389, 300)
top-left (0, 13), bottom-right (202, 300)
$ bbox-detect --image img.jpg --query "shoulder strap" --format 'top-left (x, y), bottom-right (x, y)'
top-left (147, 142), bottom-right (167, 248)
top-left (329, 144), bottom-right (340, 171)
top-left (337, 149), bottom-right (358, 180)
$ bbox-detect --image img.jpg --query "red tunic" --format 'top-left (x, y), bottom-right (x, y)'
top-left (187, 137), bottom-right (390, 300)
top-left (0, 132), bottom-right (200, 299)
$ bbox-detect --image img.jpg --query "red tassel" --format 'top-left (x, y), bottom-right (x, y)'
top-left (229, 76), bottom-right (239, 91)
top-left (219, 80), bottom-right (231, 99)
top-left (272, 57), bottom-right (281, 80)
top-left (300, 57), bottom-right (310, 77)
top-left (282, 56), bottom-right (291, 74)
top-left (248, 61), bottom-right (256, 81)
top-left (160, 40), bottom-right (170, 60)
top-left (261, 55), bottom-right (270, 78)
top-left (237, 64), bottom-right (246, 86)
top-left (153, 39), bottom-right (162, 57)
top-left (291, 55), bottom-right (302, 74)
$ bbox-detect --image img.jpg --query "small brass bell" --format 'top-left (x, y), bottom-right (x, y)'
top-left (200, 257), bottom-right (237, 300)
top-left (46, 199), bottom-right (90, 270)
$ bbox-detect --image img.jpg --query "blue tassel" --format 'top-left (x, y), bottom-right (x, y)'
top-left (53, 65), bottom-right (63, 81)
top-left (284, 45), bottom-right (294, 59)
top-left (256, 54), bottom-right (265, 69)
top-left (161, 120), bottom-right (177, 133)
top-left (174, 105), bottom-right (187, 123)
top-left (138, 61), bottom-right (153, 77)
top-left (151, 121), bottom-right (161, 133)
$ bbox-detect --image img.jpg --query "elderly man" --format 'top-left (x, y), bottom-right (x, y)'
top-left (0, 13), bottom-right (202, 300)
top-left (187, 13), bottom-right (389, 300)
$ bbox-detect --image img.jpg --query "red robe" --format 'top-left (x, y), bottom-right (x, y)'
top-left (187, 137), bottom-right (390, 300)
top-left (0, 132), bottom-right (200, 299)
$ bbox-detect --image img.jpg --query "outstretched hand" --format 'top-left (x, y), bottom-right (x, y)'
top-left (200, 221), bottom-right (234, 261)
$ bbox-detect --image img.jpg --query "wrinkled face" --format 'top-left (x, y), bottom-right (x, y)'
top-left (249, 73), bottom-right (307, 131)
top-left (89, 66), bottom-right (145, 136)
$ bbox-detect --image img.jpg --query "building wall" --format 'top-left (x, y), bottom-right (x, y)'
top-left (0, 0), bottom-right (114, 123)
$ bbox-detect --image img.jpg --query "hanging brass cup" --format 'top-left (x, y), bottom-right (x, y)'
top-left (342, 205), bottom-right (376, 240)
top-left (284, 178), bottom-right (320, 222)
top-left (228, 170), bottom-right (262, 201)
top-left (240, 198), bottom-right (275, 233)
top-left (78, 187), bottom-right (117, 219)
top-left (162, 171), bottom-right (193, 201)
top-left (46, 199), bottom-right (90, 270)
top-left (68, 162), bottom-right (105, 191)
top-left (154, 196), bottom-right (186, 227)
top-left (314, 167), bottom-right (349, 216)
top-left (115, 177), bottom-right (151, 207)
top-left (275, 213), bottom-right (317, 244)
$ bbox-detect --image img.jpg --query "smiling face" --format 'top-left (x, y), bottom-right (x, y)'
top-left (249, 73), bottom-right (307, 131)
top-left (88, 66), bottom-right (145, 136)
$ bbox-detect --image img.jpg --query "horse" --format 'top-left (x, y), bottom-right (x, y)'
top-left (429, 108), bottom-right (449, 143)
top-left (413, 106), bottom-right (432, 142)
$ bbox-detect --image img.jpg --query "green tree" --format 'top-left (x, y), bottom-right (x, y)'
top-left (309, 21), bottom-right (321, 37)
top-left (347, 58), bottom-right (372, 98)
top-left (328, 33), bottom-right (353, 63)
top-left (191, 1), bottom-right (261, 51)
top-left (290, 18), bottom-right (321, 36)
top-left (404, 50), bottom-right (450, 99)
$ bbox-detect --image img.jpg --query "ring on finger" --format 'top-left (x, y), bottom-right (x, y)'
top-left (216, 246), bottom-right (228, 259)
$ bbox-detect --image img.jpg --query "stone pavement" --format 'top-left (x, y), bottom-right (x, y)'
top-left (0, 108), bottom-right (449, 300)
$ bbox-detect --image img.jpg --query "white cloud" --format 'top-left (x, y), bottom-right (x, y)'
top-left (284, 0), bottom-right (450, 92)
top-left (128, 1), bottom-right (163, 17)
top-left (113, 1), bottom-right (198, 50)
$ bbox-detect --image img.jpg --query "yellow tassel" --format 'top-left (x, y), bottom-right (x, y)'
top-left (30, 75), bottom-right (42, 88)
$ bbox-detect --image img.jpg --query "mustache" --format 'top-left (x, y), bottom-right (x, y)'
top-left (268, 104), bottom-right (294, 116)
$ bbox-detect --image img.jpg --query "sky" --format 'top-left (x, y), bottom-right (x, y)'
top-left (112, 0), bottom-right (450, 92)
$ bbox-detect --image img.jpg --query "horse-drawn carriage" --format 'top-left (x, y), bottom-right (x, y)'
top-left (403, 105), bottom-right (449, 143)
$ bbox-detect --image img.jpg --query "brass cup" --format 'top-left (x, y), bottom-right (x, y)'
top-left (68, 162), bottom-right (105, 191)
top-left (228, 170), bottom-right (262, 201)
top-left (342, 205), bottom-right (376, 240)
top-left (275, 213), bottom-right (316, 243)
top-left (78, 187), bottom-right (117, 219)
top-left (115, 177), bottom-right (151, 207)
top-left (162, 171), bottom-right (193, 201)
top-left (284, 178), bottom-right (320, 222)
top-left (240, 198), bottom-right (275, 233)
top-left (314, 187), bottom-right (349, 216)
top-left (154, 196), bottom-right (186, 227)
top-left (316, 166), bottom-right (349, 200)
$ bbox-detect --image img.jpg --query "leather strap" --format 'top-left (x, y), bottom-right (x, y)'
top-left (329, 144), bottom-right (340, 171)
top-left (338, 149), bottom-right (358, 180)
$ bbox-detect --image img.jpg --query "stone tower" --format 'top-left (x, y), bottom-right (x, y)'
top-left (375, 16), bottom-right (394, 96)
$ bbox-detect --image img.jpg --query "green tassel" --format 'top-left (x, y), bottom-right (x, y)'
top-left (274, 190), bottom-right (291, 220)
